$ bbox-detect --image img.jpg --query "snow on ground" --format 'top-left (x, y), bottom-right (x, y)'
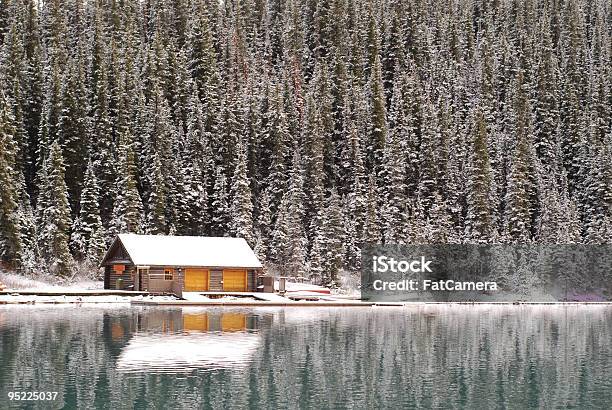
top-left (0, 271), bottom-right (103, 291)
top-left (0, 290), bottom-right (178, 305)
top-left (274, 280), bottom-right (331, 293)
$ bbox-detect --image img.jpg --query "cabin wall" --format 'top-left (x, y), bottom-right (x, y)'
top-left (146, 267), bottom-right (174, 293)
top-left (248, 270), bottom-right (257, 291)
top-left (209, 270), bottom-right (223, 291)
top-left (104, 266), bottom-right (110, 289)
top-left (106, 265), bottom-right (135, 290)
top-left (104, 262), bottom-right (261, 294)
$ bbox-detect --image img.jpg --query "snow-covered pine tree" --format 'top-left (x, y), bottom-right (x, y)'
top-left (71, 158), bottom-right (103, 259)
top-left (536, 174), bottom-right (581, 244)
top-left (345, 123), bottom-right (367, 241)
top-left (381, 93), bottom-right (409, 244)
top-left (263, 82), bottom-right (290, 216)
top-left (270, 149), bottom-right (308, 277)
top-left (362, 174), bottom-right (381, 243)
top-left (504, 71), bottom-right (537, 243)
top-left (185, 82), bottom-right (212, 235)
top-left (583, 138), bottom-right (612, 243)
top-left (1, 20), bottom-right (28, 169)
top-left (210, 166), bottom-right (230, 236)
top-left (230, 140), bottom-right (255, 246)
top-left (318, 188), bottom-right (344, 287)
top-left (0, 90), bottom-right (24, 268)
top-left (88, 30), bottom-right (115, 223)
top-left (310, 62), bottom-right (336, 187)
top-left (254, 188), bottom-right (273, 263)
top-left (173, 127), bottom-right (200, 236)
top-left (425, 193), bottom-right (454, 244)
top-left (465, 109), bottom-right (495, 243)
top-left (343, 195), bottom-right (362, 273)
top-left (111, 131), bottom-right (144, 235)
top-left (58, 57), bottom-right (89, 212)
top-left (417, 94), bottom-right (441, 218)
top-left (533, 27), bottom-right (560, 171)
top-left (36, 60), bottom-right (62, 171)
top-left (37, 140), bottom-right (73, 276)
top-left (15, 170), bottom-right (38, 272)
top-left (145, 152), bottom-right (167, 235)
top-left (369, 54), bottom-right (388, 176)
top-left (303, 93), bottom-right (325, 240)
top-left (308, 232), bottom-right (324, 283)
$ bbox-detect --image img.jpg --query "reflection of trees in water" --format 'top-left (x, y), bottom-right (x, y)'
top-left (0, 307), bottom-right (611, 408)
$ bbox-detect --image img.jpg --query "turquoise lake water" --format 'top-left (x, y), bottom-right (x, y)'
top-left (0, 305), bottom-right (611, 409)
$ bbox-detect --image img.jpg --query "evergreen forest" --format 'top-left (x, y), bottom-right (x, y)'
top-left (0, 0), bottom-right (610, 285)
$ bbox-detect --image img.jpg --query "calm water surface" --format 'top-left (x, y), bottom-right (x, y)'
top-left (0, 305), bottom-right (611, 409)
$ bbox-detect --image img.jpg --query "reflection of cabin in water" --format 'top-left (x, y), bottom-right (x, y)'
top-left (117, 310), bottom-right (263, 373)
top-left (137, 309), bottom-right (259, 333)
top-left (100, 234), bottom-right (263, 297)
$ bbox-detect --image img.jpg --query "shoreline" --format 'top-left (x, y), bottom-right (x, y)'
top-left (1, 296), bottom-right (611, 306)
top-left (2, 289), bottom-right (611, 306)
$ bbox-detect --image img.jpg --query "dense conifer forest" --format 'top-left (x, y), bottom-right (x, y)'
top-left (0, 0), bottom-right (610, 285)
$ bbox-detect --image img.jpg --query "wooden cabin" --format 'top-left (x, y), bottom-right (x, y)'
top-left (100, 234), bottom-right (263, 297)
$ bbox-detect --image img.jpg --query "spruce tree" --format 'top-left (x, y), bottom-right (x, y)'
top-left (146, 152), bottom-right (167, 235)
top-left (37, 140), bottom-right (72, 276)
top-left (465, 110), bottom-right (494, 242)
top-left (0, 91), bottom-right (23, 268)
top-left (362, 174), bottom-right (381, 243)
top-left (254, 188), bottom-right (273, 263)
top-left (369, 54), bottom-right (388, 174)
top-left (270, 150), bottom-right (308, 277)
top-left (381, 107), bottom-right (409, 243)
top-left (230, 140), bottom-right (255, 246)
top-left (210, 166), bottom-right (230, 236)
top-left (504, 71), bottom-right (537, 243)
top-left (319, 188), bottom-right (344, 287)
top-left (111, 131), bottom-right (144, 235)
top-left (71, 159), bottom-right (103, 261)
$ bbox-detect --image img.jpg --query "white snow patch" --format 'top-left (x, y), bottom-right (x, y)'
top-left (0, 271), bottom-right (103, 291)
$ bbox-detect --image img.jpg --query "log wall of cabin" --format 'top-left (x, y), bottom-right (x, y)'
top-left (247, 270), bottom-right (256, 291)
top-left (107, 265), bottom-right (135, 290)
top-left (209, 270), bottom-right (223, 291)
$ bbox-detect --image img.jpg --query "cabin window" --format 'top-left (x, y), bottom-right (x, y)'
top-left (149, 269), bottom-right (174, 281)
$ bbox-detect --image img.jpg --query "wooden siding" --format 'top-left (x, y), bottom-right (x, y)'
top-left (107, 265), bottom-right (135, 290)
top-left (101, 239), bottom-right (131, 266)
top-left (104, 263), bottom-right (260, 293)
top-left (209, 270), bottom-right (223, 291)
top-left (247, 270), bottom-right (256, 291)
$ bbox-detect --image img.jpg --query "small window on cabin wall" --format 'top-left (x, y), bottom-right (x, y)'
top-left (149, 269), bottom-right (174, 281)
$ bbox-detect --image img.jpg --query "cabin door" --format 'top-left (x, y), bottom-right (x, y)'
top-left (185, 268), bottom-right (209, 291)
top-left (223, 269), bottom-right (247, 291)
top-left (136, 267), bottom-right (149, 291)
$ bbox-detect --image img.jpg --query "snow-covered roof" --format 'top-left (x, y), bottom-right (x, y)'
top-left (107, 234), bottom-right (262, 268)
